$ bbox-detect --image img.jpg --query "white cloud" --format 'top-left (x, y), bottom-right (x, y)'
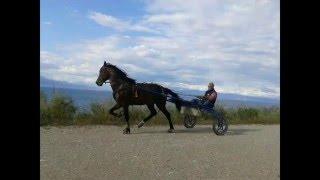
top-left (88, 11), bottom-right (159, 33)
top-left (144, 13), bottom-right (194, 24)
top-left (41, 0), bottom-right (279, 98)
top-left (88, 12), bottom-right (128, 30)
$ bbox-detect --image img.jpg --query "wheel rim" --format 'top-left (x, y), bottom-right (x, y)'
top-left (185, 115), bottom-right (195, 126)
top-left (214, 120), bottom-right (227, 133)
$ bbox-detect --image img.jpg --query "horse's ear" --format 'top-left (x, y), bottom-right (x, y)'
top-left (104, 61), bottom-right (107, 66)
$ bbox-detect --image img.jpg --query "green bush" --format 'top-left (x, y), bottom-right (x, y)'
top-left (40, 90), bottom-right (48, 108)
top-left (41, 91), bottom-right (78, 126)
top-left (237, 107), bottom-right (259, 120)
top-left (88, 102), bottom-right (108, 124)
top-left (74, 112), bottom-right (92, 125)
top-left (51, 94), bottom-right (77, 125)
top-left (40, 91), bottom-right (51, 126)
top-left (40, 91), bottom-right (279, 126)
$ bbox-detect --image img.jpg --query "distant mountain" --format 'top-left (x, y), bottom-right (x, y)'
top-left (40, 76), bottom-right (100, 90)
top-left (40, 76), bottom-right (279, 108)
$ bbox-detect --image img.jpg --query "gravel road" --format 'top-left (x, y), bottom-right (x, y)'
top-left (40, 125), bottom-right (280, 180)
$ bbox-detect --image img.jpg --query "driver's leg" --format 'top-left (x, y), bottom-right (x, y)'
top-left (203, 101), bottom-right (213, 109)
top-left (191, 99), bottom-right (201, 107)
top-left (201, 101), bottom-right (215, 115)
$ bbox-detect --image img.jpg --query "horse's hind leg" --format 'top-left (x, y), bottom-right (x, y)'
top-left (156, 102), bottom-right (175, 133)
top-left (123, 105), bottom-right (130, 134)
top-left (137, 104), bottom-right (157, 128)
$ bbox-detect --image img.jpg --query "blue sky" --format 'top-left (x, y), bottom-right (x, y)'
top-left (41, 0), bottom-right (279, 98)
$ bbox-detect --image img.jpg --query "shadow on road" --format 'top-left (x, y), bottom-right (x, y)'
top-left (132, 126), bottom-right (261, 135)
top-left (132, 127), bottom-right (212, 135)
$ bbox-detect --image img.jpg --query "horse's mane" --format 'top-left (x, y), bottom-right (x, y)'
top-left (106, 63), bottom-right (136, 84)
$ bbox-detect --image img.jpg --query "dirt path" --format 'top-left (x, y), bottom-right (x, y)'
top-left (41, 125), bottom-right (279, 180)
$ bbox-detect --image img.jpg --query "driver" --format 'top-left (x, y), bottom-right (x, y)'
top-left (191, 82), bottom-right (217, 112)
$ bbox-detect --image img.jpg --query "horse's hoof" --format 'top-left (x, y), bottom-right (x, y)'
top-left (168, 129), bottom-right (175, 133)
top-left (137, 121), bottom-right (145, 128)
top-left (123, 128), bottom-right (130, 134)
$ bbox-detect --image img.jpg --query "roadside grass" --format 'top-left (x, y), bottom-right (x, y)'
top-left (40, 91), bottom-right (279, 126)
top-left (40, 91), bottom-right (77, 126)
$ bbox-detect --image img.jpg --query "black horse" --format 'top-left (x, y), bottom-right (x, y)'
top-left (96, 61), bottom-right (181, 134)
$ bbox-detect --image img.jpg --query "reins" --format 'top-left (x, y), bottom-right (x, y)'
top-left (104, 80), bottom-right (200, 102)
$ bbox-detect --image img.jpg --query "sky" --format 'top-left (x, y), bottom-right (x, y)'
top-left (40, 0), bottom-right (280, 99)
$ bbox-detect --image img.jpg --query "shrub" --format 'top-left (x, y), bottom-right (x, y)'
top-left (48, 93), bottom-right (77, 125)
top-left (237, 107), bottom-right (259, 120)
top-left (89, 102), bottom-right (109, 124)
top-left (40, 90), bottom-right (279, 126)
top-left (40, 91), bottom-right (51, 126)
top-left (40, 90), bottom-right (48, 108)
top-left (74, 112), bottom-right (92, 125)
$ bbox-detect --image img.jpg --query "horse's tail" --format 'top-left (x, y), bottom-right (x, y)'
top-left (163, 87), bottom-right (181, 112)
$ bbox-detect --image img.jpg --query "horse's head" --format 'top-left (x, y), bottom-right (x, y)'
top-left (96, 61), bottom-right (111, 86)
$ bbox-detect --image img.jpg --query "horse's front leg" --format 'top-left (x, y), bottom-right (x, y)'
top-left (123, 105), bottom-right (130, 134)
top-left (109, 103), bottom-right (122, 117)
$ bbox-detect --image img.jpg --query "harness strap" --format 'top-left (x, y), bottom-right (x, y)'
top-left (161, 87), bottom-right (165, 95)
top-left (133, 85), bottom-right (138, 98)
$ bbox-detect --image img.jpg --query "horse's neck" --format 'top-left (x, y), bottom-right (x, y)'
top-left (109, 75), bottom-right (130, 92)
top-left (109, 78), bottom-right (122, 92)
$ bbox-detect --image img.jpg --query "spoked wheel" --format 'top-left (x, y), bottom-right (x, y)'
top-left (183, 113), bottom-right (197, 128)
top-left (212, 113), bottom-right (228, 135)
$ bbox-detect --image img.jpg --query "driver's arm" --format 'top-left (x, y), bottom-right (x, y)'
top-left (197, 92), bottom-right (208, 100)
top-left (196, 95), bottom-right (205, 99)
